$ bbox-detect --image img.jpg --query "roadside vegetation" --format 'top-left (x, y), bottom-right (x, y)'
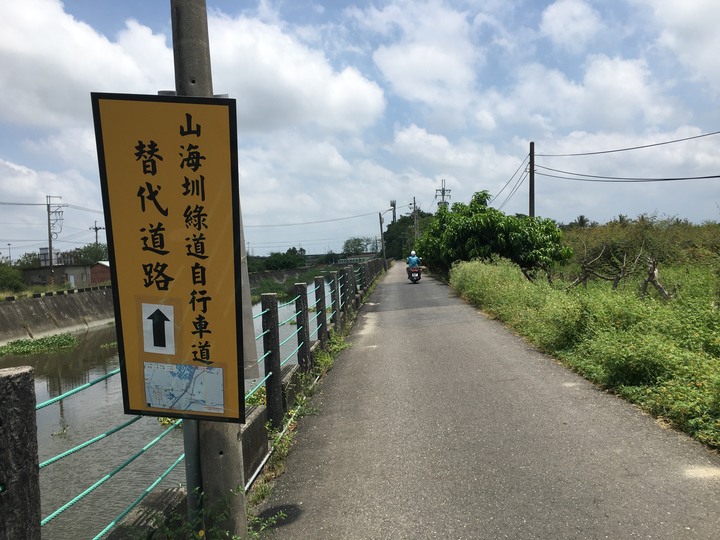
top-left (416, 195), bottom-right (720, 449)
top-left (250, 266), bottom-right (338, 304)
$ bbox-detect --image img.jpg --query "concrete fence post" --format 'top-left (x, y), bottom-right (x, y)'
top-left (343, 266), bottom-right (353, 311)
top-left (330, 271), bottom-right (341, 332)
top-left (261, 293), bottom-right (283, 430)
top-left (0, 367), bottom-right (41, 540)
top-left (339, 268), bottom-right (350, 317)
top-left (351, 266), bottom-right (359, 307)
top-left (314, 276), bottom-right (328, 348)
top-left (294, 284), bottom-right (312, 371)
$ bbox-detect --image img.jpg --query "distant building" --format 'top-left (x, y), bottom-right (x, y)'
top-left (22, 264), bottom-right (92, 288)
top-left (91, 261), bottom-right (111, 285)
top-left (337, 253), bottom-right (378, 264)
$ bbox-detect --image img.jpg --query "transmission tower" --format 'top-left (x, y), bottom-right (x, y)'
top-left (435, 179), bottom-right (451, 208)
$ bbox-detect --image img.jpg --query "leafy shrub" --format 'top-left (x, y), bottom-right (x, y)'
top-left (0, 264), bottom-right (25, 293)
top-left (580, 330), bottom-right (684, 386)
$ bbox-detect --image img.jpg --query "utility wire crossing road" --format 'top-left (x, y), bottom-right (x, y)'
top-left (258, 263), bottom-right (720, 539)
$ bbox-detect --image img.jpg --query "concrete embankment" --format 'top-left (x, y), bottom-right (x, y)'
top-left (0, 288), bottom-right (115, 346)
top-left (0, 269), bottom-right (320, 347)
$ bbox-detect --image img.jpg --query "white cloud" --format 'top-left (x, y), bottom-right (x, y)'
top-left (2, 0), bottom-right (720, 259)
top-left (25, 128), bottom-right (99, 173)
top-left (498, 55), bottom-right (679, 133)
top-left (350, 0), bottom-right (480, 111)
top-left (392, 124), bottom-right (478, 169)
top-left (0, 0), bottom-right (172, 130)
top-left (580, 55), bottom-right (678, 128)
top-left (209, 14), bottom-right (385, 133)
top-left (540, 0), bottom-right (603, 54)
top-left (634, 0), bottom-right (720, 91)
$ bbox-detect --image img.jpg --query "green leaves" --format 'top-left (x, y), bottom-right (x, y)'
top-left (416, 191), bottom-right (571, 278)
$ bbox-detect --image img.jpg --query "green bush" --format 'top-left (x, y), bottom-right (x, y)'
top-left (577, 330), bottom-right (685, 386)
top-left (450, 259), bottom-right (720, 449)
top-left (0, 264), bottom-right (25, 293)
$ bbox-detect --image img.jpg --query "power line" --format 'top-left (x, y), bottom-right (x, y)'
top-left (490, 154), bottom-right (529, 205)
top-left (535, 165), bottom-right (720, 182)
top-left (245, 205), bottom-right (412, 228)
top-left (66, 203), bottom-right (103, 214)
top-left (0, 201), bottom-right (46, 206)
top-left (536, 129), bottom-right (720, 157)
top-left (497, 169), bottom-right (528, 211)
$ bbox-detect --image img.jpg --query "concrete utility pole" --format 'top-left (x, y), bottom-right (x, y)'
top-left (413, 197), bottom-right (419, 241)
top-left (529, 141), bottom-right (535, 217)
top-left (89, 221), bottom-right (105, 245)
top-left (379, 211), bottom-right (389, 270)
top-left (170, 0), bottom-right (248, 535)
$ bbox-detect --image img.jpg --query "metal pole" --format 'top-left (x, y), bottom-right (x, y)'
top-left (46, 195), bottom-right (54, 285)
top-left (170, 1), bottom-right (247, 534)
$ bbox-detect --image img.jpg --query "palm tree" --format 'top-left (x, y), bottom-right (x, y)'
top-left (573, 215), bottom-right (590, 228)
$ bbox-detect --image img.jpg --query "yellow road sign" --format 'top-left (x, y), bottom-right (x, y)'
top-left (92, 93), bottom-right (244, 422)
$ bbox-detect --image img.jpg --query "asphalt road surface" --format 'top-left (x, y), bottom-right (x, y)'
top-left (257, 263), bottom-right (720, 539)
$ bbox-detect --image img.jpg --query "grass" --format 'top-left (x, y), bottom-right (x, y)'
top-left (450, 259), bottom-right (720, 449)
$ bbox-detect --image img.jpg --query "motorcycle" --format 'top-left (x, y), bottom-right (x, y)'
top-left (408, 266), bottom-right (421, 283)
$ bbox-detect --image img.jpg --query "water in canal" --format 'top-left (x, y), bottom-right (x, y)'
top-left (1, 288), bottom-right (325, 539)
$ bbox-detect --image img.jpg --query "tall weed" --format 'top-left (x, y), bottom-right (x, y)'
top-left (450, 259), bottom-right (720, 449)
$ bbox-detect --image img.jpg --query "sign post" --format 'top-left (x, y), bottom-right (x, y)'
top-left (94, 3), bottom-right (251, 534)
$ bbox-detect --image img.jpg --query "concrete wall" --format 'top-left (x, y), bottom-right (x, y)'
top-left (0, 288), bottom-right (115, 346)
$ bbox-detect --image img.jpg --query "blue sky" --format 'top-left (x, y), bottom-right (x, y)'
top-left (2, 0), bottom-right (720, 260)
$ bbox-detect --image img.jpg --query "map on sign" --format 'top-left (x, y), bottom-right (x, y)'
top-left (144, 362), bottom-right (224, 413)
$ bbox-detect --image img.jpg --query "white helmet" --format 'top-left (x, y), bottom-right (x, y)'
top-left (410, 251), bottom-right (416, 256)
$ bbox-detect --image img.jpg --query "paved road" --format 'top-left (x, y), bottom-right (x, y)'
top-left (257, 263), bottom-right (720, 539)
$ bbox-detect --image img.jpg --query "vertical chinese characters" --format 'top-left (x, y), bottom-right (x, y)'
top-left (179, 113), bottom-right (214, 366)
top-left (136, 142), bottom-right (174, 291)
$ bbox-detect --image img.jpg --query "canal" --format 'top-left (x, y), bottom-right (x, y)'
top-left (0, 285), bottom-right (328, 539)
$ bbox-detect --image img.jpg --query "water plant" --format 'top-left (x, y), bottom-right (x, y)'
top-left (0, 333), bottom-right (78, 357)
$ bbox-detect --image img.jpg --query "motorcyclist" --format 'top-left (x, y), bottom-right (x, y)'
top-left (406, 250), bottom-right (421, 278)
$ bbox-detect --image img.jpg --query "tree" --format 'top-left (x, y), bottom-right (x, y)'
top-left (416, 191), bottom-right (572, 280)
top-left (0, 263), bottom-right (25, 292)
top-left (264, 247), bottom-right (305, 270)
top-left (320, 250), bottom-right (340, 264)
top-left (247, 255), bottom-right (266, 273)
top-left (15, 252), bottom-right (40, 269)
top-left (65, 243), bottom-right (109, 265)
top-left (383, 210), bottom-right (433, 259)
top-left (342, 237), bottom-right (371, 255)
